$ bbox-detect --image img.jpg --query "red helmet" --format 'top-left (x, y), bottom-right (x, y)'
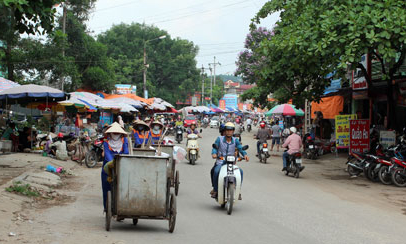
top-left (191, 121), bottom-right (197, 126)
top-left (57, 133), bottom-right (64, 138)
top-left (260, 122), bottom-right (266, 128)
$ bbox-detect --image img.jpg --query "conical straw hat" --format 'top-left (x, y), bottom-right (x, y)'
top-left (105, 122), bottom-right (127, 135)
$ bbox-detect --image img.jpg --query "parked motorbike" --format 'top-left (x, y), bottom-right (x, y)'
top-left (85, 134), bottom-right (104, 168)
top-left (212, 144), bottom-right (248, 215)
top-left (186, 133), bottom-right (200, 165)
top-left (390, 157), bottom-right (406, 187)
top-left (258, 142), bottom-right (270, 164)
top-left (284, 150), bottom-right (303, 178)
top-left (346, 151), bottom-right (369, 177)
top-left (175, 126), bottom-right (183, 144)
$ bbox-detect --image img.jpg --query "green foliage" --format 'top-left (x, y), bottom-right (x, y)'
top-left (252, 0), bottom-right (406, 128)
top-left (218, 74), bottom-right (241, 83)
top-left (98, 23), bottom-right (200, 104)
top-left (0, 0), bottom-right (61, 80)
top-left (6, 181), bottom-right (40, 197)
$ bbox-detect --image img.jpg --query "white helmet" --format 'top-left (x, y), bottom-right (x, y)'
top-left (290, 127), bottom-right (297, 134)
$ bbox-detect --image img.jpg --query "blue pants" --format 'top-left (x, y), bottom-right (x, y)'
top-left (211, 163), bottom-right (243, 193)
top-left (257, 141), bottom-right (261, 155)
top-left (283, 152), bottom-right (289, 168)
top-left (101, 171), bottom-right (111, 211)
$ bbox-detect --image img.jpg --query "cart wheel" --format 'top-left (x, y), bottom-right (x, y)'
top-left (168, 193), bottom-right (177, 233)
top-left (175, 170), bottom-right (180, 196)
top-left (105, 191), bottom-right (112, 231)
top-left (132, 218), bottom-right (138, 226)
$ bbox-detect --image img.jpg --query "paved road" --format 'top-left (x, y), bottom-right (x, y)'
top-left (13, 127), bottom-right (406, 244)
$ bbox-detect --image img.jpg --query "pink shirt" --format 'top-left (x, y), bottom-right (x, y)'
top-left (282, 133), bottom-right (302, 154)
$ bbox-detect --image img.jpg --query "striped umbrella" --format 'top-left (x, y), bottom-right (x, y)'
top-left (266, 104), bottom-right (304, 116)
top-left (0, 77), bottom-right (20, 92)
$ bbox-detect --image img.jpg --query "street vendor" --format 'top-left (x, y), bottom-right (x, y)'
top-left (51, 133), bottom-right (69, 161)
top-left (102, 122), bottom-right (129, 212)
top-left (132, 120), bottom-right (150, 148)
top-left (149, 121), bottom-right (164, 144)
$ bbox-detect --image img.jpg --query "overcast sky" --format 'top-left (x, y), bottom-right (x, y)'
top-left (86, 0), bottom-right (279, 77)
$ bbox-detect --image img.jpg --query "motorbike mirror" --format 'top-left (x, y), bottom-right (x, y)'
top-left (242, 145), bottom-right (249, 150)
top-left (212, 144), bottom-right (218, 150)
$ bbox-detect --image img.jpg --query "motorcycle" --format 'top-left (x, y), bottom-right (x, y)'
top-left (247, 124), bottom-right (252, 133)
top-left (346, 151), bottom-right (369, 177)
top-left (175, 126), bottom-right (183, 144)
top-left (212, 144), bottom-right (248, 215)
top-left (167, 124), bottom-right (175, 136)
top-left (304, 136), bottom-right (318, 160)
top-left (284, 150), bottom-right (303, 178)
top-left (258, 142), bottom-right (270, 164)
top-left (186, 131), bottom-right (201, 165)
top-left (85, 134), bottom-right (104, 168)
top-left (390, 156), bottom-right (406, 187)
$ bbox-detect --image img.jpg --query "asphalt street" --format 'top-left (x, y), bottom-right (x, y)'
top-left (13, 127), bottom-right (406, 244)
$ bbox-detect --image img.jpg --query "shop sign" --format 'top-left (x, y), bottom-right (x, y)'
top-left (352, 54), bottom-right (368, 90)
top-left (219, 100), bottom-right (226, 110)
top-left (379, 130), bottom-right (396, 149)
top-left (349, 119), bottom-right (370, 154)
top-left (335, 114), bottom-right (357, 148)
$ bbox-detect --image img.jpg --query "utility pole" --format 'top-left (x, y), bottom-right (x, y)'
top-left (61, 2), bottom-right (67, 90)
top-left (209, 56), bottom-right (221, 86)
top-left (208, 64), bottom-right (213, 104)
top-left (143, 42), bottom-right (147, 98)
top-left (201, 65), bottom-right (205, 105)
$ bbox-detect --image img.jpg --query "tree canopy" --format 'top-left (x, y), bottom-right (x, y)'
top-left (250, 0), bottom-right (406, 128)
top-left (98, 23), bottom-right (201, 105)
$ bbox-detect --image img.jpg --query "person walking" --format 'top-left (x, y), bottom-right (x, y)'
top-left (271, 121), bottom-right (282, 152)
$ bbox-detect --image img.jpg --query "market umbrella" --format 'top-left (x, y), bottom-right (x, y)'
top-left (266, 104), bottom-right (304, 116)
top-left (0, 84), bottom-right (66, 99)
top-left (0, 77), bottom-right (20, 93)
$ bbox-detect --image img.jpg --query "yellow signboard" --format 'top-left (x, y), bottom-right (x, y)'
top-left (335, 114), bottom-right (357, 148)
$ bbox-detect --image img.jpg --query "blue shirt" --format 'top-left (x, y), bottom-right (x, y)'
top-left (211, 136), bottom-right (247, 160)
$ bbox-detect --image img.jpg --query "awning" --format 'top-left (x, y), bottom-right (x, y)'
top-left (311, 96), bottom-right (344, 119)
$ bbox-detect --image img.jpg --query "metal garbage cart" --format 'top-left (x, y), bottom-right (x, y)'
top-left (105, 154), bottom-right (176, 233)
top-left (132, 148), bottom-right (156, 156)
top-left (157, 145), bottom-right (180, 196)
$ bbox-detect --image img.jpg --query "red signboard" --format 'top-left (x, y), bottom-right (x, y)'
top-left (349, 119), bottom-right (370, 154)
top-left (219, 100), bottom-right (226, 110)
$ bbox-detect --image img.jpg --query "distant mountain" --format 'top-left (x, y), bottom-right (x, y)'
top-left (217, 75), bottom-right (242, 83)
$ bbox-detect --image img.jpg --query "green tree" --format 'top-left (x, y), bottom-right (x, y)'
top-left (253, 0), bottom-right (406, 129)
top-left (0, 0), bottom-right (61, 81)
top-left (98, 23), bottom-right (200, 104)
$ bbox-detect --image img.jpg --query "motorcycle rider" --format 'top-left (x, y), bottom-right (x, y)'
top-left (186, 121), bottom-right (201, 138)
top-left (175, 117), bottom-right (183, 127)
top-left (255, 122), bottom-right (270, 157)
top-left (210, 122), bottom-right (249, 198)
top-left (281, 127), bottom-right (304, 171)
top-left (132, 120), bottom-right (150, 148)
top-left (246, 117), bottom-right (252, 128)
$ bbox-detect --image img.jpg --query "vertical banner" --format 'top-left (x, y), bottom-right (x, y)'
top-left (349, 119), bottom-right (370, 154)
top-left (335, 114), bottom-right (357, 148)
top-left (219, 100), bottom-right (226, 110)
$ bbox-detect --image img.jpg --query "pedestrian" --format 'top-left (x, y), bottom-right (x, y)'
top-left (271, 121), bottom-right (282, 152)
